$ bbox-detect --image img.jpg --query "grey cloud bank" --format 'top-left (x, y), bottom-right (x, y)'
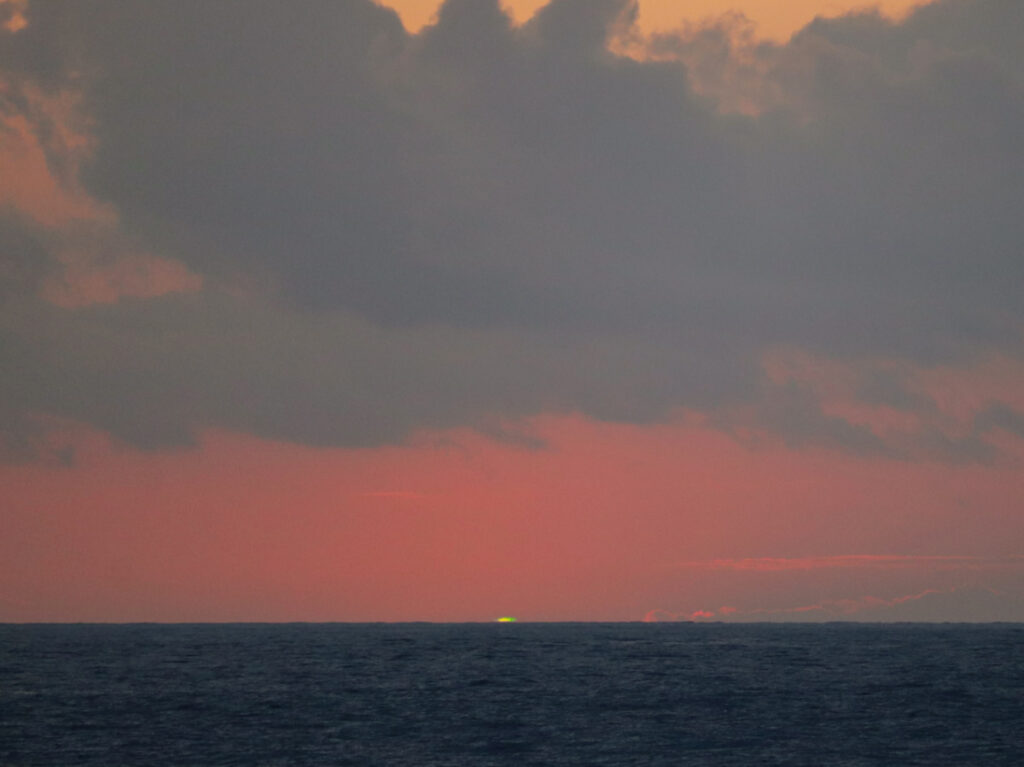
top-left (1, 0), bottom-right (1022, 456)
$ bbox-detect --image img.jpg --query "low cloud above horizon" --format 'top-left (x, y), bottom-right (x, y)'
top-left (1, 0), bottom-right (1022, 622)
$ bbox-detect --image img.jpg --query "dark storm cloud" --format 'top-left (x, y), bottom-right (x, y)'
top-left (0, 292), bottom-right (754, 451)
top-left (855, 368), bottom-right (937, 414)
top-left (0, 0), bottom-right (1022, 455)
top-left (0, 213), bottom-right (50, 302)
top-left (733, 382), bottom-right (898, 457)
top-left (974, 402), bottom-right (1024, 440)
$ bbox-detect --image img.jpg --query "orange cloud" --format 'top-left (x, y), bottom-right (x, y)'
top-left (1, 0), bottom-right (28, 34)
top-left (0, 77), bottom-right (203, 305)
top-left (0, 88), bottom-right (113, 227)
top-left (39, 247), bottom-right (203, 308)
top-left (741, 347), bottom-right (1024, 463)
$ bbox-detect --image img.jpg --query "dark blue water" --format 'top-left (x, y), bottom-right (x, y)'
top-left (2, 623), bottom-right (1022, 765)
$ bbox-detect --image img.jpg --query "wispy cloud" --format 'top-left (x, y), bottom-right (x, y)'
top-left (645, 586), bottom-right (1013, 622)
top-left (357, 491), bottom-right (429, 500)
top-left (666, 555), bottom-right (1024, 572)
top-left (745, 589), bottom-right (947, 617)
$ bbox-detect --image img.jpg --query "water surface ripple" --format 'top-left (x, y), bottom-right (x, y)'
top-left (2, 623), bottom-right (1022, 765)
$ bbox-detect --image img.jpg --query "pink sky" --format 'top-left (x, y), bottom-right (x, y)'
top-left (4, 410), bottom-right (1023, 622)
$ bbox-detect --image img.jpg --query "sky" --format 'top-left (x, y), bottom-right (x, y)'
top-left (1, 0), bottom-right (1023, 623)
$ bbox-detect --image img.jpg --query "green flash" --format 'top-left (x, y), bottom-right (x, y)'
top-left (496, 616), bottom-right (517, 622)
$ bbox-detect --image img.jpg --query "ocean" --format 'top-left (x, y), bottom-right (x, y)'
top-left (1, 622), bottom-right (1022, 765)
